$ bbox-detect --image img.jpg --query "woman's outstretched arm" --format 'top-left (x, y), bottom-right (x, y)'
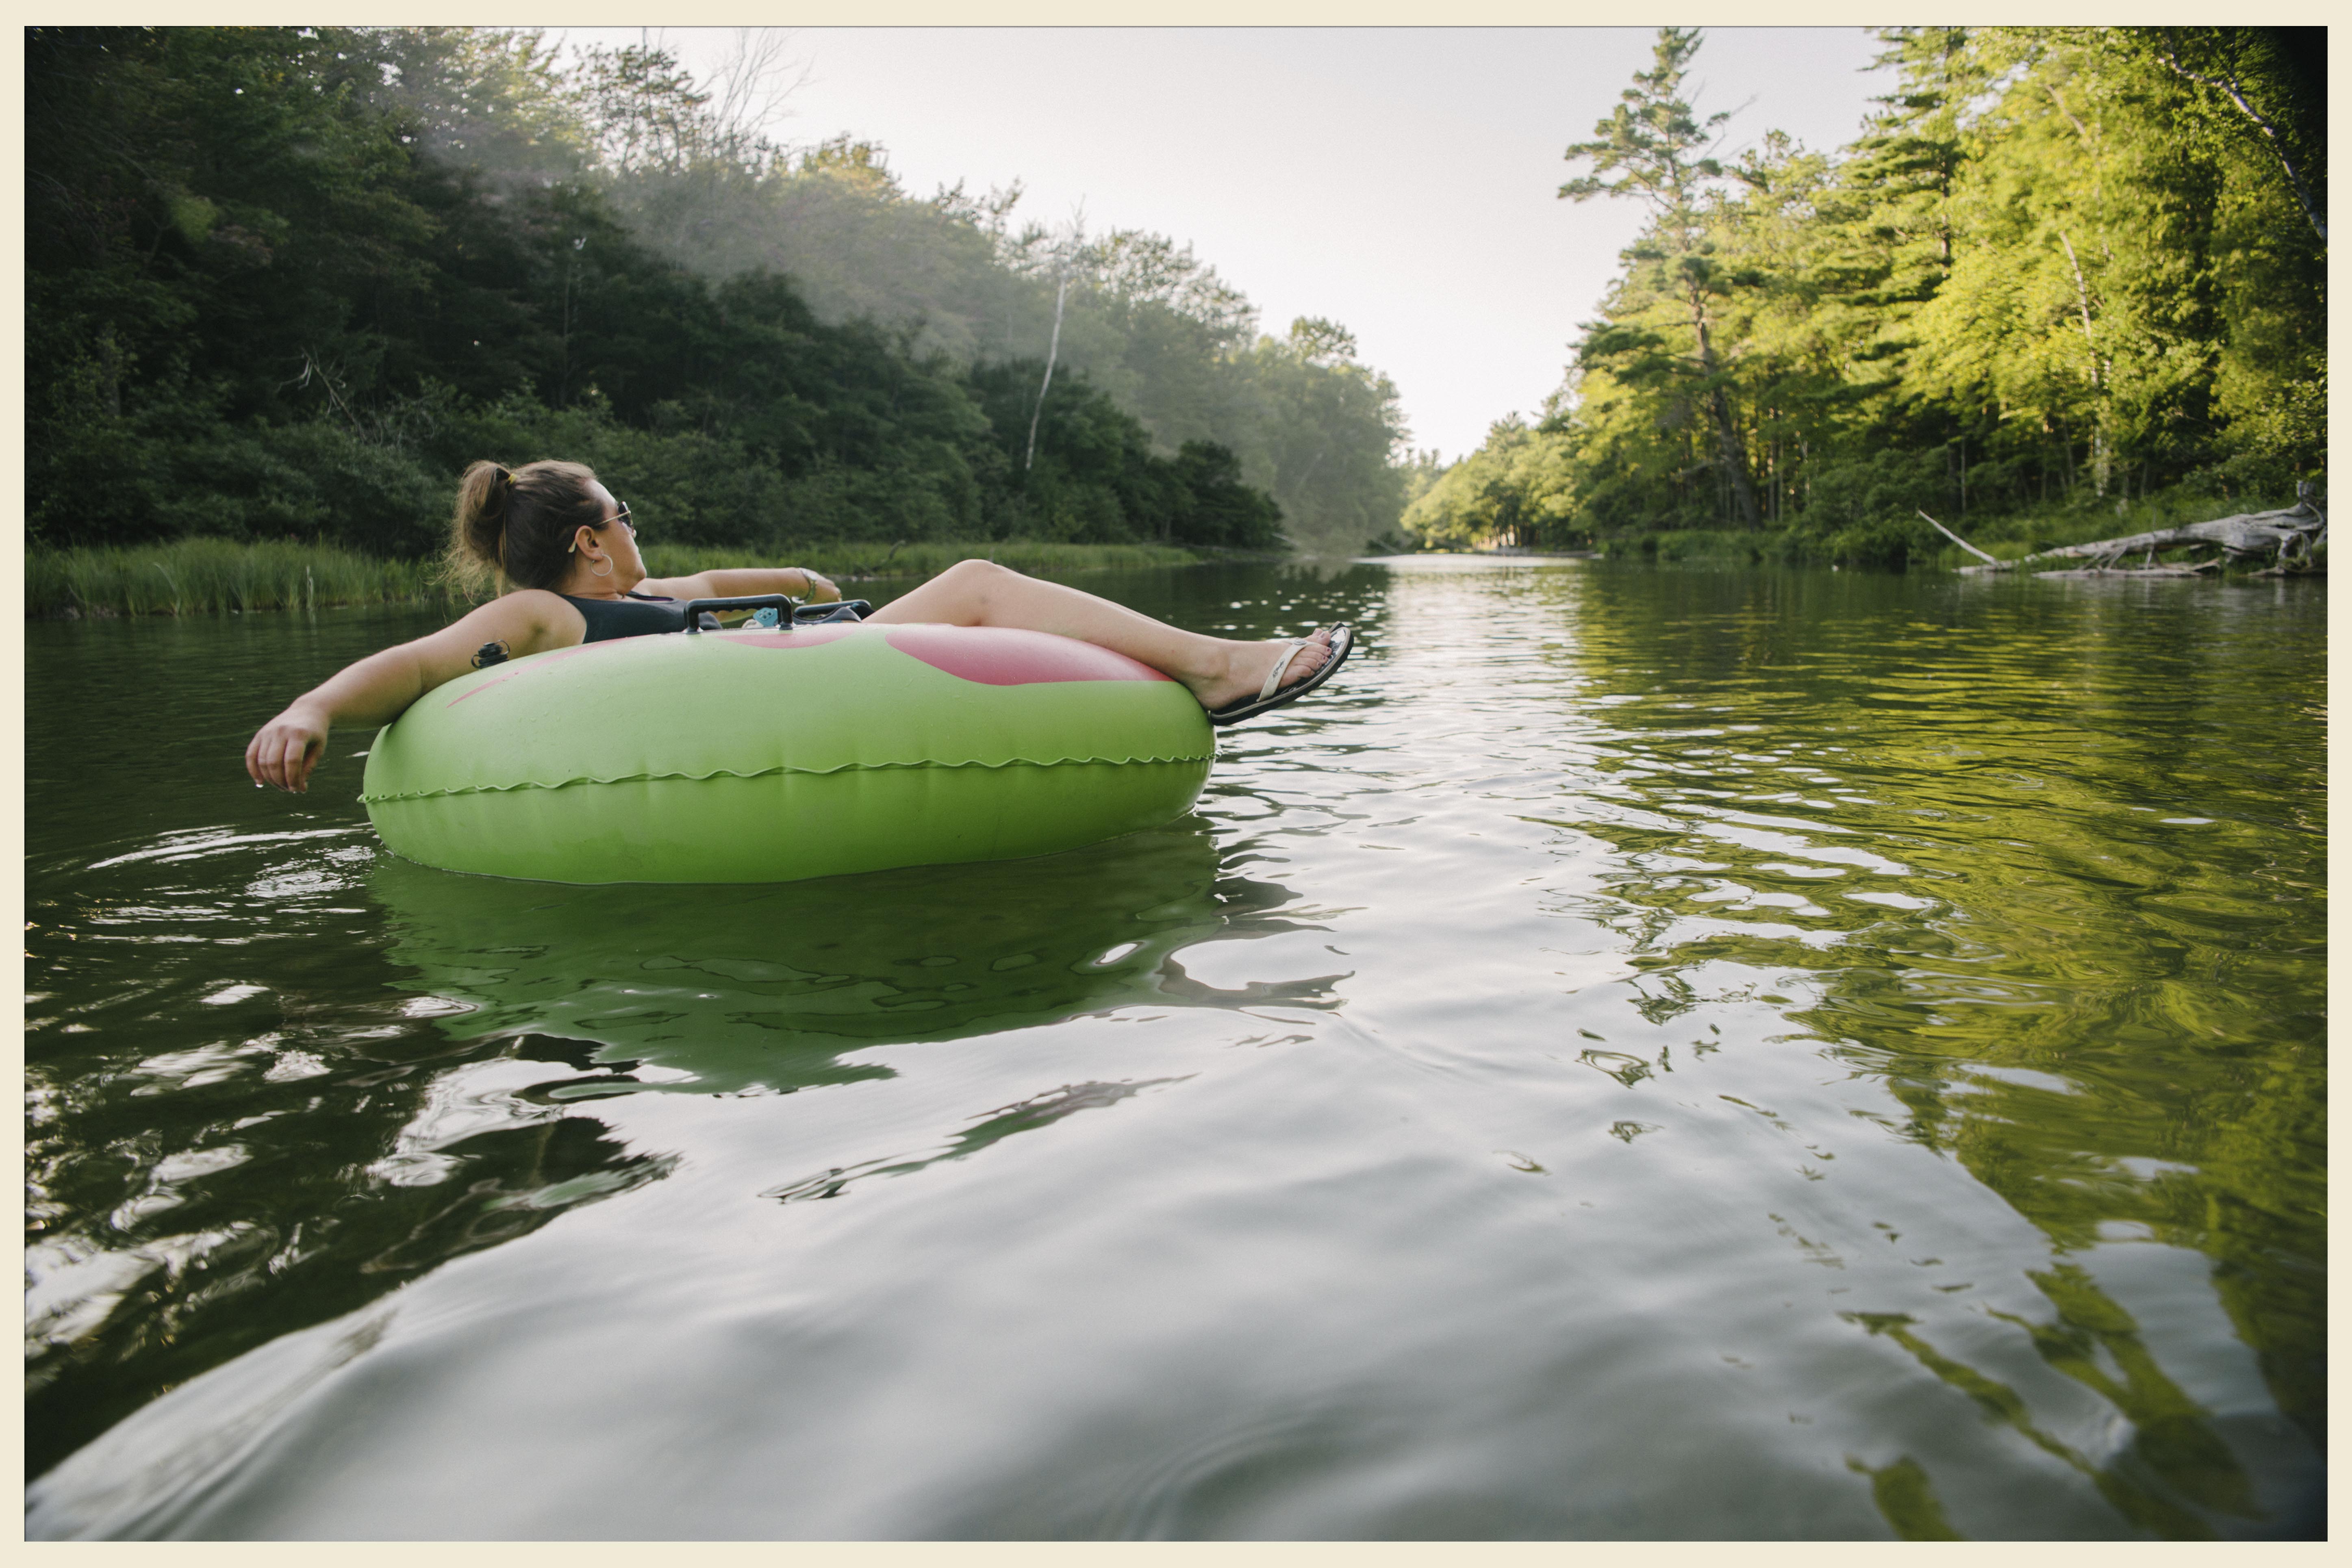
top-left (245, 592), bottom-right (580, 794)
top-left (638, 567), bottom-right (843, 602)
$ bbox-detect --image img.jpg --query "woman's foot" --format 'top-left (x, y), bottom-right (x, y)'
top-left (1185, 627), bottom-right (1337, 715)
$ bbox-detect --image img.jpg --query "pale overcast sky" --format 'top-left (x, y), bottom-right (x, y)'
top-left (562, 26), bottom-right (1892, 462)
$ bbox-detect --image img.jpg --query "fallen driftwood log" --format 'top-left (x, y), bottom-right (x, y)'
top-left (2028, 562), bottom-right (2220, 579)
top-left (1940, 484), bottom-right (2326, 577)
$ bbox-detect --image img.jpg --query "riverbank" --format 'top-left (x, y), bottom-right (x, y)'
top-left (1520, 486), bottom-right (2325, 572)
top-left (25, 538), bottom-right (1212, 618)
top-left (28, 540), bottom-right (449, 619)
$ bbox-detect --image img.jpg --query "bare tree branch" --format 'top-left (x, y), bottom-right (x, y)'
top-left (2151, 39), bottom-right (2326, 244)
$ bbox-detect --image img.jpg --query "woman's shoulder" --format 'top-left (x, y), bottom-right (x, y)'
top-left (483, 586), bottom-right (562, 610)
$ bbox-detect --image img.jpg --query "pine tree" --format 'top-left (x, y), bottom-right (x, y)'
top-left (1560, 26), bottom-right (1762, 528)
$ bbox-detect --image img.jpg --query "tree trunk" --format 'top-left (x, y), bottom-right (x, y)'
top-left (1951, 497), bottom-right (2325, 573)
top-left (1688, 290), bottom-right (1761, 528)
top-left (1703, 341), bottom-right (1759, 531)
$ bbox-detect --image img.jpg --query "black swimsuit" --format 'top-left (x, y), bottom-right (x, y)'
top-left (561, 591), bottom-right (690, 642)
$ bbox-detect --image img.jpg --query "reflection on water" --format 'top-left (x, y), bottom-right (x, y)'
top-left (1548, 569), bottom-right (2324, 1478)
top-left (370, 819), bottom-right (1326, 1095)
top-left (24, 563), bottom-right (2323, 1538)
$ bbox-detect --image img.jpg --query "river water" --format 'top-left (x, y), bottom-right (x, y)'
top-left (23, 560), bottom-right (2325, 1540)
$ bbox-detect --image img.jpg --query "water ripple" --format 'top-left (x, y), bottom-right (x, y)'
top-left (22, 565), bottom-right (2325, 1538)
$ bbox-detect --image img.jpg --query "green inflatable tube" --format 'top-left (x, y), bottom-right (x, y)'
top-left (360, 623), bottom-right (1215, 884)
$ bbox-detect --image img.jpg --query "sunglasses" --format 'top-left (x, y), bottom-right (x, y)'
top-left (570, 501), bottom-right (636, 552)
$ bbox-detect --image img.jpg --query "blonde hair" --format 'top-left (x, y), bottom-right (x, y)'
top-left (445, 459), bottom-right (607, 593)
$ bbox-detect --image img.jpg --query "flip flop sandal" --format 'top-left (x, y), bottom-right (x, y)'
top-left (1205, 624), bottom-right (1355, 728)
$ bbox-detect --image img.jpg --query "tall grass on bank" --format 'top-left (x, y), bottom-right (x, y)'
top-left (28, 539), bottom-right (456, 618)
top-left (26, 537), bottom-right (1213, 618)
top-left (1594, 530), bottom-right (1802, 566)
top-left (637, 540), bottom-right (1206, 583)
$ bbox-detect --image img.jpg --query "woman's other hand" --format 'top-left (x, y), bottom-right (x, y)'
top-left (246, 704), bottom-right (332, 793)
top-left (798, 569), bottom-right (842, 602)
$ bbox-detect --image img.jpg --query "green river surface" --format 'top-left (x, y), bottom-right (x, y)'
top-left (23, 559), bottom-right (2326, 1539)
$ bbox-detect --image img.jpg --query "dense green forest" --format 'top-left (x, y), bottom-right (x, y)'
top-left (1406, 27), bottom-right (2327, 564)
top-left (27, 27), bottom-right (1412, 561)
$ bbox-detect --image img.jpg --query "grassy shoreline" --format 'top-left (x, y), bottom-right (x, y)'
top-left (26, 538), bottom-right (1212, 619)
top-left (1555, 487), bottom-right (2323, 571)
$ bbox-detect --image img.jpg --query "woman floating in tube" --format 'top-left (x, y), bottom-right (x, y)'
top-left (245, 460), bottom-right (1352, 793)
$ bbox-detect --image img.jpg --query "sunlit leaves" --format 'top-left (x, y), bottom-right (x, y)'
top-left (1424, 25), bottom-right (2322, 557)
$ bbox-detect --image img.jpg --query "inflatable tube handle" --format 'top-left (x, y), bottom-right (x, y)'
top-left (680, 595), bottom-right (794, 632)
top-left (793, 599), bottom-right (872, 625)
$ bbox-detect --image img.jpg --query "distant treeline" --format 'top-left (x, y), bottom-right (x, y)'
top-left (1407, 27), bottom-right (2326, 563)
top-left (28, 28), bottom-right (1412, 560)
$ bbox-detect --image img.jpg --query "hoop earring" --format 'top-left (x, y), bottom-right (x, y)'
top-left (590, 557), bottom-right (613, 578)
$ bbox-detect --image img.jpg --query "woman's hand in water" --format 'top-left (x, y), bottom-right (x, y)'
top-left (246, 703), bottom-right (332, 794)
top-left (241, 593), bottom-right (576, 795)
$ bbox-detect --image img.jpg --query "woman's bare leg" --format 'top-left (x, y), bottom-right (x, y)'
top-left (867, 559), bottom-right (1333, 712)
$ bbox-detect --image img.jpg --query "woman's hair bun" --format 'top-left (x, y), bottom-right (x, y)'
top-left (445, 458), bottom-right (604, 595)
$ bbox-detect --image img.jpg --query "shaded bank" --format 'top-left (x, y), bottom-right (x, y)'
top-left (26, 28), bottom-right (1407, 560)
